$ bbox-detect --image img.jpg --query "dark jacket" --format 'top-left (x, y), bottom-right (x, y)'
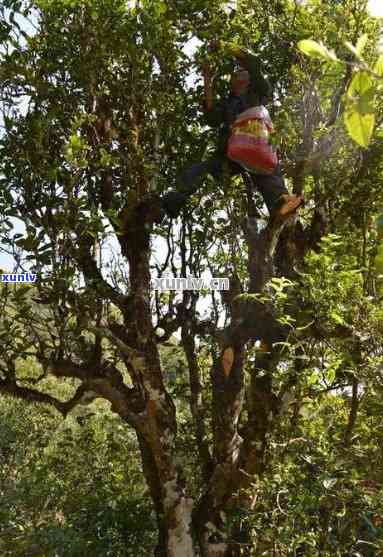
top-left (204, 51), bottom-right (272, 155)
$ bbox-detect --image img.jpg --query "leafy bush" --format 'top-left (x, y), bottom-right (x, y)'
top-left (0, 397), bottom-right (156, 556)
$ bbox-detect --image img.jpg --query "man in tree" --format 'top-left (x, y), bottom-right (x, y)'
top-left (162, 41), bottom-right (304, 220)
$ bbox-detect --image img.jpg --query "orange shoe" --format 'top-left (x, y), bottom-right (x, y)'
top-left (271, 194), bottom-right (304, 221)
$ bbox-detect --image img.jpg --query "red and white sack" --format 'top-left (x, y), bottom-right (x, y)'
top-left (227, 106), bottom-right (278, 174)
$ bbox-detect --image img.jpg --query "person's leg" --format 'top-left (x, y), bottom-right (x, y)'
top-left (252, 165), bottom-right (303, 218)
top-left (162, 158), bottom-right (223, 218)
top-left (178, 159), bottom-right (223, 195)
top-left (252, 165), bottom-right (288, 214)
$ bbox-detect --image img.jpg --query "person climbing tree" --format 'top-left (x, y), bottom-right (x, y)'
top-left (162, 40), bottom-right (304, 220)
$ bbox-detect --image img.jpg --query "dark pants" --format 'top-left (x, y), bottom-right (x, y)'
top-left (163, 156), bottom-right (288, 218)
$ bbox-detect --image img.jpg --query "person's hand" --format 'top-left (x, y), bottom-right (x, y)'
top-left (208, 39), bottom-right (222, 52)
top-left (225, 41), bottom-right (244, 59)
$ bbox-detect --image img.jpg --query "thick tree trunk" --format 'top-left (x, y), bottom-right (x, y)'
top-left (139, 429), bottom-right (196, 556)
top-left (130, 339), bottom-right (196, 556)
top-left (163, 492), bottom-right (195, 557)
top-left (136, 433), bottom-right (169, 556)
top-left (120, 198), bottom-right (196, 557)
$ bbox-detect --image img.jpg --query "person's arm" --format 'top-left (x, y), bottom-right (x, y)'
top-left (202, 62), bottom-right (224, 127)
top-left (210, 41), bottom-right (272, 102)
top-left (259, 105), bottom-right (274, 132)
top-left (227, 44), bottom-right (272, 101)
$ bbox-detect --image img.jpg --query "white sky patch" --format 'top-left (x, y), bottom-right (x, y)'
top-left (224, 0), bottom-right (237, 13)
top-left (368, 0), bottom-right (383, 18)
top-left (183, 36), bottom-right (202, 89)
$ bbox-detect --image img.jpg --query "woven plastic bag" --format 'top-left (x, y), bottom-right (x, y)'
top-left (227, 106), bottom-right (278, 174)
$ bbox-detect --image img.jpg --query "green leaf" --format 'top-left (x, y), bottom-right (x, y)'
top-left (345, 34), bottom-right (368, 60)
top-left (15, 236), bottom-right (39, 251)
top-left (375, 254), bottom-right (383, 274)
top-left (330, 311), bottom-right (344, 325)
top-left (308, 372), bottom-right (319, 386)
top-left (347, 72), bottom-right (375, 101)
top-left (326, 367), bottom-right (336, 384)
top-left (155, 1), bottom-right (167, 15)
top-left (356, 34), bottom-right (368, 57)
top-left (345, 72), bottom-right (376, 146)
top-left (297, 39), bottom-right (338, 62)
top-left (373, 55), bottom-right (383, 77)
top-left (344, 108), bottom-right (375, 148)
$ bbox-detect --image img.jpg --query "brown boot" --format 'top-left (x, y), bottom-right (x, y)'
top-left (271, 194), bottom-right (304, 221)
